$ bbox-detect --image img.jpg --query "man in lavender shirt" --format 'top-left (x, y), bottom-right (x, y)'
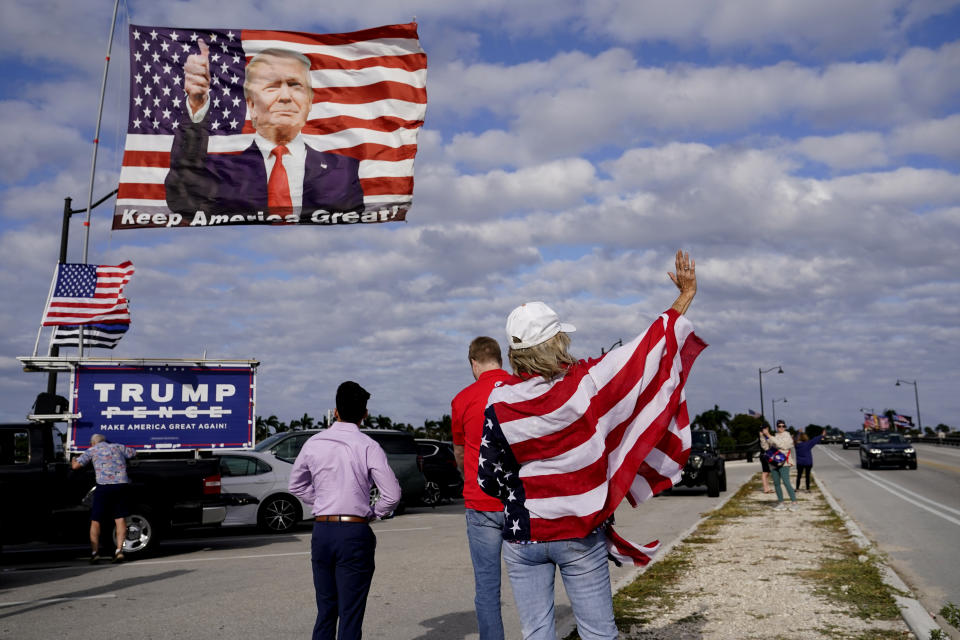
top-left (289, 381), bottom-right (401, 640)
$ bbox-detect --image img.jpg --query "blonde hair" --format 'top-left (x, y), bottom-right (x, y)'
top-left (243, 48), bottom-right (313, 101)
top-left (508, 332), bottom-right (575, 380)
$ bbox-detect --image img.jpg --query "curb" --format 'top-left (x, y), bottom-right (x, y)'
top-left (814, 470), bottom-right (944, 639)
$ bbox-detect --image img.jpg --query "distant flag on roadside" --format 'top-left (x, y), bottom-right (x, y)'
top-left (51, 323), bottom-right (129, 349)
top-left (747, 409), bottom-right (761, 418)
top-left (41, 262), bottom-right (134, 326)
top-left (114, 23), bottom-right (427, 229)
top-left (893, 414), bottom-right (913, 428)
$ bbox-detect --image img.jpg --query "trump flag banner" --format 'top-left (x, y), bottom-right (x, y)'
top-left (41, 262), bottom-right (134, 326)
top-left (115, 23), bottom-right (427, 229)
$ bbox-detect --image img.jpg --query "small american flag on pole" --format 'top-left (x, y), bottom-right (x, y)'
top-left (480, 310), bottom-right (707, 566)
top-left (41, 262), bottom-right (134, 326)
top-left (115, 23), bottom-right (426, 229)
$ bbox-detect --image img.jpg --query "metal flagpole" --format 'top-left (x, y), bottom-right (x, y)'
top-left (78, 0), bottom-right (122, 360)
top-left (33, 265), bottom-right (61, 357)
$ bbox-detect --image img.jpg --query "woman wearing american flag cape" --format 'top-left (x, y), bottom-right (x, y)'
top-left (480, 250), bottom-right (705, 640)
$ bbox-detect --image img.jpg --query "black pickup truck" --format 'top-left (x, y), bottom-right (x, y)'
top-left (0, 422), bottom-right (230, 557)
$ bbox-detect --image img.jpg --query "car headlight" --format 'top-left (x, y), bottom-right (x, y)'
top-left (904, 448), bottom-right (915, 454)
top-left (869, 448), bottom-right (882, 455)
top-left (688, 454), bottom-right (703, 469)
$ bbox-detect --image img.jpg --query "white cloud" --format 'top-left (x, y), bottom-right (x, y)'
top-left (792, 133), bottom-right (890, 170)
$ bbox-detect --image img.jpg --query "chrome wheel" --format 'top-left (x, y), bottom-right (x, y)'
top-left (422, 480), bottom-right (441, 506)
top-left (259, 495), bottom-right (300, 533)
top-left (123, 512), bottom-right (154, 555)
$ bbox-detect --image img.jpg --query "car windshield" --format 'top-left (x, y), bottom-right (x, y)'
top-left (691, 432), bottom-right (711, 447)
top-left (253, 433), bottom-right (285, 451)
top-left (868, 433), bottom-right (903, 444)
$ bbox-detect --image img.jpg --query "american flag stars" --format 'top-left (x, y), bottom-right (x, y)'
top-left (127, 25), bottom-right (246, 135)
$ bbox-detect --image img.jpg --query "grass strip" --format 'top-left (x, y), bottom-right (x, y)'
top-left (563, 473), bottom-right (905, 638)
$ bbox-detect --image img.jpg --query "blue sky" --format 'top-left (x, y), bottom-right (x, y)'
top-left (1, 0), bottom-right (958, 432)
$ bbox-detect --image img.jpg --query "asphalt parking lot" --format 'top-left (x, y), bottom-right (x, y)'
top-left (1, 461), bottom-right (757, 639)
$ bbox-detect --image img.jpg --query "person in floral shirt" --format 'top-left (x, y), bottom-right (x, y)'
top-left (72, 434), bottom-right (135, 563)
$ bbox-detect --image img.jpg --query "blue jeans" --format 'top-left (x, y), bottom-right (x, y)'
top-left (771, 466), bottom-right (797, 503)
top-left (465, 509), bottom-right (505, 640)
top-left (502, 530), bottom-right (617, 640)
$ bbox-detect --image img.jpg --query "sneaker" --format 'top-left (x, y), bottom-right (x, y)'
top-left (112, 549), bottom-right (125, 564)
top-left (89, 552), bottom-right (100, 565)
top-left (788, 503), bottom-right (798, 512)
top-left (773, 503), bottom-right (787, 511)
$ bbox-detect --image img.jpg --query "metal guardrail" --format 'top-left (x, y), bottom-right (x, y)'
top-left (718, 440), bottom-right (761, 461)
top-left (912, 436), bottom-right (960, 447)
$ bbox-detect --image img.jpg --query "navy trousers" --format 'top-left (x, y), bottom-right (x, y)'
top-left (311, 521), bottom-right (376, 640)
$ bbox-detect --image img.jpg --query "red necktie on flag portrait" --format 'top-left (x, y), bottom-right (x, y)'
top-left (268, 145), bottom-right (292, 213)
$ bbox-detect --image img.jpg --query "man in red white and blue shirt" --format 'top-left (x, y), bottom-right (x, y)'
top-left (480, 250), bottom-right (705, 640)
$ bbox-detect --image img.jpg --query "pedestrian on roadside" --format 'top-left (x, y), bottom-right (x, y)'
top-left (480, 250), bottom-right (706, 640)
top-left (71, 433), bottom-right (134, 564)
top-left (288, 381), bottom-right (401, 640)
top-left (761, 419), bottom-right (798, 511)
top-left (758, 425), bottom-right (773, 493)
top-left (451, 336), bottom-right (514, 640)
top-left (794, 429), bottom-right (824, 491)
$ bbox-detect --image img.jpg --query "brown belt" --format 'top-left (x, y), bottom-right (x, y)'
top-left (315, 515), bottom-right (368, 523)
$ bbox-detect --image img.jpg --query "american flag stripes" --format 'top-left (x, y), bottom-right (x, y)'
top-left (51, 323), bottom-right (129, 349)
top-left (41, 262), bottom-right (134, 326)
top-left (115, 23), bottom-right (427, 229)
top-left (480, 309), bottom-right (707, 567)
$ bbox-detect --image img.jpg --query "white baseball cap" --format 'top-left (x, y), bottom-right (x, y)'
top-left (505, 301), bottom-right (576, 350)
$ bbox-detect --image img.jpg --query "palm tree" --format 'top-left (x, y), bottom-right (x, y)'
top-left (693, 405), bottom-right (731, 436)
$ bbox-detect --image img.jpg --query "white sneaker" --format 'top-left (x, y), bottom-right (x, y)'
top-left (788, 503), bottom-right (798, 512)
top-left (773, 503), bottom-right (787, 511)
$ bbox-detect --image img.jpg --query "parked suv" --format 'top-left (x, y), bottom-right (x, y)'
top-left (415, 439), bottom-right (463, 506)
top-left (254, 428), bottom-right (426, 513)
top-left (676, 429), bottom-right (727, 497)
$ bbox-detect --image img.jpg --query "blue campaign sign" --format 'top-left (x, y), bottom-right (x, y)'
top-left (69, 364), bottom-right (255, 451)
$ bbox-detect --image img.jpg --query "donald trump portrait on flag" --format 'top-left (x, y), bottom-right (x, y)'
top-left (164, 40), bottom-right (364, 219)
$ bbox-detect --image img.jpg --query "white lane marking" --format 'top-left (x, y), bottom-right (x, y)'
top-left (133, 550), bottom-right (310, 566)
top-left (823, 448), bottom-right (960, 526)
top-left (1, 524), bottom-right (435, 573)
top-left (0, 594), bottom-right (116, 608)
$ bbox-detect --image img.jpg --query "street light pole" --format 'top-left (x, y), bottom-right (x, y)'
top-left (758, 365), bottom-right (783, 428)
top-left (772, 397), bottom-right (787, 427)
top-left (600, 339), bottom-right (623, 356)
top-left (895, 379), bottom-right (922, 433)
top-left (45, 189), bottom-right (119, 395)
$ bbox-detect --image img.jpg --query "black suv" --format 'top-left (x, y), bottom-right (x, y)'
top-left (859, 432), bottom-right (917, 469)
top-left (415, 439), bottom-right (464, 506)
top-left (677, 429), bottom-right (727, 497)
top-left (254, 428), bottom-right (426, 513)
